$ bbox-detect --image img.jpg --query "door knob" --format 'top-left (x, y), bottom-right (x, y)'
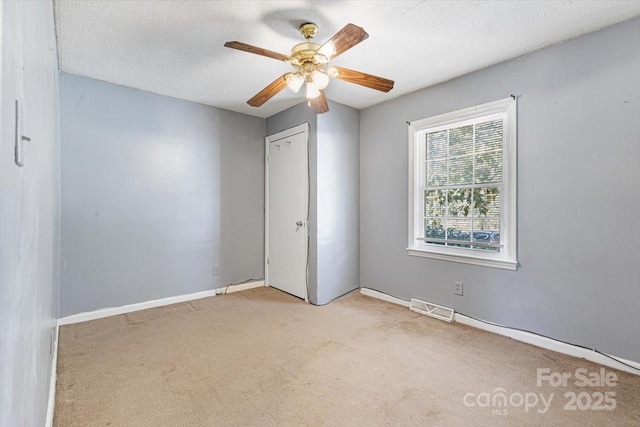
top-left (296, 221), bottom-right (303, 227)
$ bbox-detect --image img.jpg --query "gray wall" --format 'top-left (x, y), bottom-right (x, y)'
top-left (59, 73), bottom-right (265, 316)
top-left (360, 17), bottom-right (640, 361)
top-left (266, 101), bottom-right (360, 305)
top-left (266, 103), bottom-right (319, 303)
top-left (0, 1), bottom-right (60, 426)
top-left (317, 102), bottom-right (360, 304)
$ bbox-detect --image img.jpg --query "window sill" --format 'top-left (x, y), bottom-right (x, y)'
top-left (407, 248), bottom-right (518, 271)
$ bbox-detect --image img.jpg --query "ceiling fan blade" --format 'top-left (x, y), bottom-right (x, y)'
top-left (310, 90), bottom-right (329, 114)
top-left (317, 23), bottom-right (368, 59)
top-left (224, 41), bottom-right (291, 62)
top-left (247, 74), bottom-right (288, 107)
top-left (332, 66), bottom-right (394, 93)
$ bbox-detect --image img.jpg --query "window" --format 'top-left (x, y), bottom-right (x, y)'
top-left (408, 98), bottom-right (517, 270)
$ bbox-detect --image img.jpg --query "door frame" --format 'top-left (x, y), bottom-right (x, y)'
top-left (264, 122), bottom-right (309, 302)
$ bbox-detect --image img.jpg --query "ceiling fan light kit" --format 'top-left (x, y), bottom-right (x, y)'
top-left (310, 70), bottom-right (330, 90)
top-left (284, 72), bottom-right (305, 93)
top-left (224, 22), bottom-right (394, 114)
top-left (305, 80), bottom-right (321, 99)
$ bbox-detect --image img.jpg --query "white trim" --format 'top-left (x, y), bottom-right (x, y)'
top-left (409, 98), bottom-right (515, 130)
top-left (408, 97), bottom-right (517, 270)
top-left (407, 122), bottom-right (416, 255)
top-left (265, 123), bottom-right (310, 302)
top-left (265, 131), bottom-right (269, 290)
top-left (360, 288), bottom-right (410, 307)
top-left (225, 280), bottom-right (265, 294)
top-left (407, 248), bottom-right (518, 270)
top-left (45, 323), bottom-right (59, 427)
top-left (455, 314), bottom-right (640, 376)
top-left (266, 122), bottom-right (310, 142)
top-left (58, 281), bottom-right (265, 326)
top-left (360, 288), bottom-right (640, 376)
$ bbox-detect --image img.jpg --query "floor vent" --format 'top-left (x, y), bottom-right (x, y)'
top-left (410, 298), bottom-right (455, 323)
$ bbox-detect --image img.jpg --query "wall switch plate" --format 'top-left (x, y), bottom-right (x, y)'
top-left (454, 281), bottom-right (463, 296)
top-left (213, 265), bottom-right (220, 275)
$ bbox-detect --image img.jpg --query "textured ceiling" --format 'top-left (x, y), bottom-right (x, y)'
top-left (54, 1), bottom-right (640, 118)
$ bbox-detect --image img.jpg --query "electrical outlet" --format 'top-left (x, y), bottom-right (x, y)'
top-left (213, 265), bottom-right (220, 276)
top-left (454, 281), bottom-right (463, 296)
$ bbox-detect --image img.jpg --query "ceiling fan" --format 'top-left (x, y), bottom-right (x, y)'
top-left (224, 23), bottom-right (394, 114)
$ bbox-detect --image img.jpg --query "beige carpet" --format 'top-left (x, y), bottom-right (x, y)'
top-left (55, 287), bottom-right (640, 426)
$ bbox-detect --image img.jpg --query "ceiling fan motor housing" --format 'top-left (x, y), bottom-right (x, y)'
top-left (288, 23), bottom-right (329, 70)
top-left (290, 46), bottom-right (328, 71)
top-left (291, 41), bottom-right (322, 61)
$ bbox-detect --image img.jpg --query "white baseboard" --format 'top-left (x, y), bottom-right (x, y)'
top-left (359, 288), bottom-right (640, 376)
top-left (224, 280), bottom-right (265, 294)
top-left (454, 314), bottom-right (640, 376)
top-left (45, 323), bottom-right (59, 427)
top-left (360, 288), bottom-right (410, 308)
top-left (58, 281), bottom-right (265, 326)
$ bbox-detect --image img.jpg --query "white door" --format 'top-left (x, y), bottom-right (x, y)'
top-left (266, 124), bottom-right (309, 300)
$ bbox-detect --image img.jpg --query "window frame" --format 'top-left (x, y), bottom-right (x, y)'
top-left (407, 97), bottom-right (517, 270)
